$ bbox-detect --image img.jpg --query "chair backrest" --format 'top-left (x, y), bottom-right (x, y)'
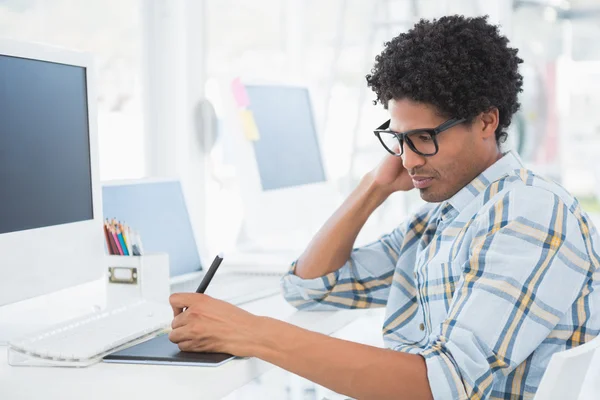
top-left (535, 334), bottom-right (600, 399)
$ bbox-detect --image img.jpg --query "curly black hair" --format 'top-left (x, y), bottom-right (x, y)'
top-left (366, 15), bottom-right (523, 144)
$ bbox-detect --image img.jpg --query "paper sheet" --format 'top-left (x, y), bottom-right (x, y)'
top-left (231, 77), bottom-right (250, 108)
top-left (239, 109), bottom-right (260, 141)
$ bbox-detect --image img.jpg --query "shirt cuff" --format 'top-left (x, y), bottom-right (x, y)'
top-left (280, 261), bottom-right (340, 310)
top-left (421, 342), bottom-right (468, 400)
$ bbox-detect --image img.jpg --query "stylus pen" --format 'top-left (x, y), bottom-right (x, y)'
top-left (195, 254), bottom-right (224, 293)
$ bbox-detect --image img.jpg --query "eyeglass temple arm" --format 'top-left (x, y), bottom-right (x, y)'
top-left (375, 120), bottom-right (391, 131)
top-left (435, 118), bottom-right (466, 133)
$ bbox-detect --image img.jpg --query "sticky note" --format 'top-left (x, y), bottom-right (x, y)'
top-left (231, 77), bottom-right (250, 108)
top-left (239, 109), bottom-right (260, 141)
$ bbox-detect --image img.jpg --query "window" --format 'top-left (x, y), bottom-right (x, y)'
top-left (0, 0), bottom-right (144, 180)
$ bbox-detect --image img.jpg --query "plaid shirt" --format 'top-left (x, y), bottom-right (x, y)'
top-left (281, 151), bottom-right (600, 399)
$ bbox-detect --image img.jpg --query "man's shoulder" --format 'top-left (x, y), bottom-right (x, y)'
top-left (463, 168), bottom-right (595, 239)
top-left (490, 168), bottom-right (579, 211)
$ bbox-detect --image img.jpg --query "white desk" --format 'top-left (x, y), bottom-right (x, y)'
top-left (3, 293), bottom-right (599, 399)
top-left (6, 285), bottom-right (598, 400)
top-left (0, 295), bottom-right (377, 400)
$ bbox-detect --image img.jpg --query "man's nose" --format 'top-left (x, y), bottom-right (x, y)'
top-left (401, 143), bottom-right (426, 171)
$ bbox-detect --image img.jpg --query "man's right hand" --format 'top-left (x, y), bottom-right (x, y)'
top-left (370, 152), bottom-right (414, 194)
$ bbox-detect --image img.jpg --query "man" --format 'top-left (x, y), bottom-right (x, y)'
top-left (169, 15), bottom-right (600, 399)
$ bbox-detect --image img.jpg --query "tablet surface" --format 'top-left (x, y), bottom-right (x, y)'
top-left (103, 333), bottom-right (235, 367)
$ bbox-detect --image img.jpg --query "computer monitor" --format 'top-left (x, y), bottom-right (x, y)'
top-left (0, 40), bottom-right (104, 337)
top-left (101, 179), bottom-right (203, 281)
top-left (222, 79), bottom-right (341, 252)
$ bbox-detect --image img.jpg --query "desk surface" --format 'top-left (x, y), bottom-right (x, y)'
top-left (3, 293), bottom-right (600, 400)
top-left (0, 295), bottom-right (375, 400)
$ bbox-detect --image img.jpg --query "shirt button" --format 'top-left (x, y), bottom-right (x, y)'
top-left (419, 323), bottom-right (425, 331)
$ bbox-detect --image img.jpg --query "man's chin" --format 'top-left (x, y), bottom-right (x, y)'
top-left (418, 187), bottom-right (449, 203)
top-left (418, 188), bottom-right (434, 202)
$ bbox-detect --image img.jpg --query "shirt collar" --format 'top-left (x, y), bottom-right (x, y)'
top-left (445, 150), bottom-right (525, 214)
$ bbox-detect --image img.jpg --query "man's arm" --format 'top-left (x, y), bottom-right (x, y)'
top-left (295, 151), bottom-right (413, 279)
top-left (168, 293), bottom-right (433, 400)
top-left (254, 316), bottom-right (433, 400)
top-left (294, 172), bottom-right (390, 279)
top-left (281, 154), bottom-right (417, 310)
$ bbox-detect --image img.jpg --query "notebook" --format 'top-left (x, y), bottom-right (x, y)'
top-left (103, 333), bottom-right (235, 367)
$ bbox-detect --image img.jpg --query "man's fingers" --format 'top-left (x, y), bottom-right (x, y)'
top-left (176, 340), bottom-right (195, 352)
top-left (171, 311), bottom-right (192, 330)
top-left (171, 305), bottom-right (183, 317)
top-left (169, 293), bottom-right (191, 307)
top-left (169, 293), bottom-right (185, 316)
top-left (168, 327), bottom-right (195, 344)
top-left (169, 293), bottom-right (201, 316)
top-left (170, 293), bottom-right (208, 308)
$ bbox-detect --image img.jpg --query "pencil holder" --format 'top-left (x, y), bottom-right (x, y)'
top-left (106, 252), bottom-right (170, 307)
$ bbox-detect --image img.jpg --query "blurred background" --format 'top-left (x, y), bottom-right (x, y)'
top-left (2, 0), bottom-right (599, 255)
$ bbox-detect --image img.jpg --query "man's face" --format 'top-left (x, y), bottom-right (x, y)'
top-left (387, 98), bottom-right (498, 203)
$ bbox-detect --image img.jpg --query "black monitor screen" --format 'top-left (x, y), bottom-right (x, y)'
top-left (0, 54), bottom-right (93, 235)
top-left (245, 85), bottom-right (326, 191)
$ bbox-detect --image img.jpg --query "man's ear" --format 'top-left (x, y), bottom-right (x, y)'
top-left (479, 108), bottom-right (499, 140)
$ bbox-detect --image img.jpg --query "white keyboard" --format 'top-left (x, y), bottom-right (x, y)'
top-left (8, 300), bottom-right (173, 367)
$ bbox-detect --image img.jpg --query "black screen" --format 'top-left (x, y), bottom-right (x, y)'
top-left (0, 54), bottom-right (93, 235)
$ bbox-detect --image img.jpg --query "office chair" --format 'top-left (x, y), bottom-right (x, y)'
top-left (535, 334), bottom-right (600, 399)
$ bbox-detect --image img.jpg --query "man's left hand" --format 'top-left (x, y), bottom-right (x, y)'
top-left (168, 293), bottom-right (263, 356)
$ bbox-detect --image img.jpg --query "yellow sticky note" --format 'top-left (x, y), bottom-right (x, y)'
top-left (240, 109), bottom-right (260, 141)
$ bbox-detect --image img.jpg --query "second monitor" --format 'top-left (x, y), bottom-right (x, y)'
top-left (224, 80), bottom-right (341, 253)
top-left (245, 84), bottom-right (327, 191)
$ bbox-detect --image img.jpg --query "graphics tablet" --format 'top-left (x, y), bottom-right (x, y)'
top-left (103, 333), bottom-right (236, 367)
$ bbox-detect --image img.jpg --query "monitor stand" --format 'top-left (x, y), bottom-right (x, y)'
top-left (221, 225), bottom-right (307, 274)
top-left (235, 223), bottom-right (311, 254)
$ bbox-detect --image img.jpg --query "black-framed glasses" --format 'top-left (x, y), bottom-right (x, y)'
top-left (374, 118), bottom-right (467, 157)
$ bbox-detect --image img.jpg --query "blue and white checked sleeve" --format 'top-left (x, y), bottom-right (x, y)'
top-left (422, 186), bottom-right (596, 399)
top-left (280, 225), bottom-right (406, 311)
